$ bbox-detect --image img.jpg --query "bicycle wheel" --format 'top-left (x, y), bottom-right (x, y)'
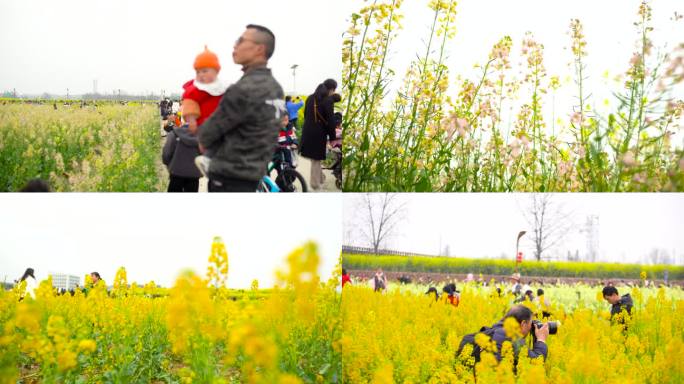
top-left (276, 168), bottom-right (308, 192)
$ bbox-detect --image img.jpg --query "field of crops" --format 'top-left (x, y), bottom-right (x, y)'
top-left (342, 253), bottom-right (684, 280)
top-left (0, 102), bottom-right (165, 191)
top-left (340, 282), bottom-right (684, 383)
top-left (342, 0), bottom-right (684, 192)
top-left (0, 240), bottom-right (341, 384)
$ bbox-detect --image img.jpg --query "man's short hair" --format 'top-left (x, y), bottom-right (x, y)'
top-left (20, 179), bottom-right (50, 192)
top-left (91, 272), bottom-right (101, 279)
top-left (285, 95), bottom-right (292, 102)
top-left (602, 286), bottom-right (618, 297)
top-left (537, 288), bottom-right (544, 296)
top-left (504, 305), bottom-right (533, 324)
top-left (246, 24), bottom-right (275, 59)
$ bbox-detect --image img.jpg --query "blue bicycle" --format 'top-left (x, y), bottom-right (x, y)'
top-left (258, 147), bottom-right (308, 193)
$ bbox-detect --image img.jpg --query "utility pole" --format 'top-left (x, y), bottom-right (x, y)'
top-left (290, 64), bottom-right (299, 95)
top-left (515, 231), bottom-right (527, 273)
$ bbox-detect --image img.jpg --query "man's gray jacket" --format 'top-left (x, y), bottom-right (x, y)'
top-left (199, 66), bottom-right (285, 182)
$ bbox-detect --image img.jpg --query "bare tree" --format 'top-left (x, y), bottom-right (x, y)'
top-left (358, 193), bottom-right (407, 253)
top-left (521, 194), bottom-right (574, 261)
top-left (645, 248), bottom-right (673, 265)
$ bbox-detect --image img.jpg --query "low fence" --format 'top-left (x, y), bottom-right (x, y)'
top-left (341, 245), bottom-right (434, 257)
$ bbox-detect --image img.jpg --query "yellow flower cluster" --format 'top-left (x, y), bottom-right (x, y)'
top-left (0, 241), bottom-right (341, 383)
top-left (343, 0), bottom-right (684, 192)
top-left (207, 236), bottom-right (229, 288)
top-left (341, 283), bottom-right (684, 383)
top-left (112, 266), bottom-right (128, 297)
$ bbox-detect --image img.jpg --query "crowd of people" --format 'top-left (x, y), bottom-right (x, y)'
top-left (160, 25), bottom-right (342, 193)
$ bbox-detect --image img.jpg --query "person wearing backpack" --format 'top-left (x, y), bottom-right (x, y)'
top-left (456, 305), bottom-right (548, 373)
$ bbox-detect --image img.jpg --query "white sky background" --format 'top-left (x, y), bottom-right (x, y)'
top-left (0, 194), bottom-right (342, 288)
top-left (343, 193), bottom-right (684, 265)
top-left (345, 0), bottom-right (684, 144)
top-left (0, 0), bottom-right (358, 96)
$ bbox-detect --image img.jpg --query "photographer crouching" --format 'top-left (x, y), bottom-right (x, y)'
top-left (457, 305), bottom-right (558, 375)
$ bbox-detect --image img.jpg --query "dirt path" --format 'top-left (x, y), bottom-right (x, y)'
top-left (293, 155), bottom-right (339, 192)
top-left (159, 121), bottom-right (339, 193)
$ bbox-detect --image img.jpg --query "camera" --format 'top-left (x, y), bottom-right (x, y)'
top-left (531, 320), bottom-right (559, 342)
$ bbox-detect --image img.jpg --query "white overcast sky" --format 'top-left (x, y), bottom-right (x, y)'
top-left (343, 193), bottom-right (684, 265)
top-left (0, 194), bottom-right (342, 288)
top-left (392, 0), bottom-right (683, 88)
top-left (0, 0), bottom-right (358, 96)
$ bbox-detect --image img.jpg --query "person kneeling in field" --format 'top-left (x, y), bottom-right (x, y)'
top-left (457, 305), bottom-right (549, 373)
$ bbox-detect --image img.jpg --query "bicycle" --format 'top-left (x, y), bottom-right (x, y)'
top-left (261, 147), bottom-right (308, 192)
top-left (257, 174), bottom-right (281, 192)
top-left (195, 148), bottom-right (304, 193)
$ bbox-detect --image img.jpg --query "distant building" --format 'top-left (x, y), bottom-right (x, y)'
top-left (51, 274), bottom-right (80, 292)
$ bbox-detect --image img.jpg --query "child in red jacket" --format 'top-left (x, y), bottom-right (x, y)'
top-left (182, 46), bottom-right (229, 177)
top-left (182, 46), bottom-right (228, 135)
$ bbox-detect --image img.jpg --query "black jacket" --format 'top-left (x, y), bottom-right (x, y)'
top-left (489, 320), bottom-right (548, 362)
top-left (199, 66), bottom-right (285, 182)
top-left (610, 294), bottom-right (634, 320)
top-left (300, 95), bottom-right (336, 161)
top-left (162, 125), bottom-right (201, 178)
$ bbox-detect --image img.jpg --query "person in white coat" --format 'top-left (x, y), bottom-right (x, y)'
top-left (18, 268), bottom-right (38, 300)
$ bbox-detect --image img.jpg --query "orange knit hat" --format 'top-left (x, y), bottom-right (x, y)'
top-left (194, 45), bottom-right (221, 71)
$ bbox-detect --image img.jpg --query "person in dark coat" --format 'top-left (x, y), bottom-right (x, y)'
top-left (162, 125), bottom-right (202, 192)
top-left (457, 305), bottom-right (548, 374)
top-left (602, 286), bottom-right (634, 327)
top-left (198, 25), bottom-right (285, 192)
top-left (300, 79), bottom-right (337, 190)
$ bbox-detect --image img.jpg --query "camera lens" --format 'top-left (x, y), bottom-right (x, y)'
top-left (548, 321), bottom-right (560, 335)
top-left (532, 320), bottom-right (560, 334)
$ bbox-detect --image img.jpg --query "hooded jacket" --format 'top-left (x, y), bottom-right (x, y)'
top-left (162, 125), bottom-right (202, 178)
